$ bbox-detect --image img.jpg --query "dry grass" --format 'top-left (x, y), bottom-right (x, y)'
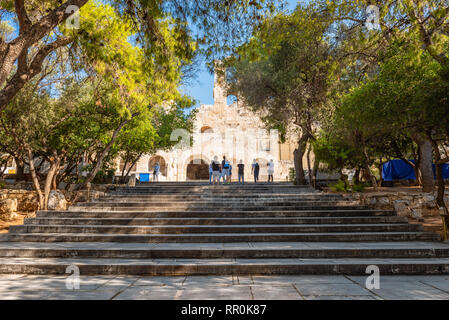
top-left (0, 213), bottom-right (28, 234)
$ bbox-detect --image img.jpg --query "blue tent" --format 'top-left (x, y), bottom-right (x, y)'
top-left (139, 173), bottom-right (150, 182)
top-left (382, 159), bottom-right (449, 181)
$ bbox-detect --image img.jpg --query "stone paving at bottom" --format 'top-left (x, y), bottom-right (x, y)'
top-left (1, 274), bottom-right (449, 300)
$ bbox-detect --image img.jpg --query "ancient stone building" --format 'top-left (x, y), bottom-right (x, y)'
top-left (115, 69), bottom-right (303, 182)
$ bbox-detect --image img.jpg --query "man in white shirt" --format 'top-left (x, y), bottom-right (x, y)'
top-left (267, 159), bottom-right (275, 183)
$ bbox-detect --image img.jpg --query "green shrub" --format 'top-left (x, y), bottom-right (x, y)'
top-left (351, 182), bottom-right (366, 192)
top-left (329, 179), bottom-right (348, 192)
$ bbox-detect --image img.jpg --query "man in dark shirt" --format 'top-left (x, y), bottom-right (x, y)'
top-left (237, 160), bottom-right (245, 185)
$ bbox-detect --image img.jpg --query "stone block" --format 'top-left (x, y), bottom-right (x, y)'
top-left (0, 198), bottom-right (17, 220)
top-left (47, 190), bottom-right (67, 211)
top-left (377, 197), bottom-right (390, 205)
top-left (392, 200), bottom-right (410, 217)
top-left (128, 174), bottom-right (136, 187)
top-left (410, 208), bottom-right (422, 219)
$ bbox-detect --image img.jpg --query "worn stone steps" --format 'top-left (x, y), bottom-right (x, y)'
top-left (24, 216), bottom-right (408, 226)
top-left (99, 194), bottom-right (345, 200)
top-left (74, 200), bottom-right (359, 207)
top-left (1, 257), bottom-right (449, 275)
top-left (34, 209), bottom-right (396, 218)
top-left (112, 188), bottom-right (315, 195)
top-left (0, 183), bottom-right (447, 275)
top-left (2, 242), bottom-right (448, 259)
top-left (69, 205), bottom-right (369, 212)
top-left (0, 231), bottom-right (439, 243)
top-left (9, 223), bottom-right (423, 235)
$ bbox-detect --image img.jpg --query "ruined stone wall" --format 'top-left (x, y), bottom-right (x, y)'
top-left (349, 192), bottom-right (449, 220)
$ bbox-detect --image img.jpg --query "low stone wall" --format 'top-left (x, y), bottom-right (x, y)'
top-left (0, 189), bottom-right (39, 220)
top-left (0, 185), bottom-right (107, 221)
top-left (349, 192), bottom-right (449, 220)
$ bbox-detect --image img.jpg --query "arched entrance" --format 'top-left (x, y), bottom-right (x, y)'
top-left (186, 159), bottom-right (209, 180)
top-left (149, 155), bottom-right (167, 177)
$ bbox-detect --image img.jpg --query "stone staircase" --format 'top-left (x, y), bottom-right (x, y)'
top-left (0, 182), bottom-right (448, 275)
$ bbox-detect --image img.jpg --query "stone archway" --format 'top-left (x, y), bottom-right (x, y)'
top-left (186, 159), bottom-right (209, 180)
top-left (149, 155), bottom-right (167, 177)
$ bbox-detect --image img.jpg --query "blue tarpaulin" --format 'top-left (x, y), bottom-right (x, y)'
top-left (382, 159), bottom-right (449, 181)
top-left (139, 173), bottom-right (150, 182)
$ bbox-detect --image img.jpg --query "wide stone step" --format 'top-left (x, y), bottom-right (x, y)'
top-left (112, 189), bottom-right (317, 195)
top-left (1, 257), bottom-right (449, 275)
top-left (100, 194), bottom-right (345, 200)
top-left (1, 242), bottom-right (448, 259)
top-left (98, 197), bottom-right (347, 202)
top-left (9, 223), bottom-right (422, 235)
top-left (24, 216), bottom-right (408, 226)
top-left (74, 200), bottom-right (359, 207)
top-left (36, 209), bottom-right (395, 218)
top-left (1, 232), bottom-right (439, 243)
top-left (113, 186), bottom-right (314, 192)
top-left (69, 205), bottom-right (369, 212)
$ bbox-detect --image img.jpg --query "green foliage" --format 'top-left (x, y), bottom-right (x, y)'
top-left (351, 182), bottom-right (366, 193)
top-left (329, 179), bottom-right (366, 193)
top-left (329, 180), bottom-right (348, 192)
top-left (228, 4), bottom-right (337, 136)
top-left (289, 168), bottom-right (296, 184)
top-left (91, 166), bottom-right (115, 184)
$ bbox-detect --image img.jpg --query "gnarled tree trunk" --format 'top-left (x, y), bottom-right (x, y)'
top-left (293, 134), bottom-right (309, 185)
top-left (414, 135), bottom-right (435, 192)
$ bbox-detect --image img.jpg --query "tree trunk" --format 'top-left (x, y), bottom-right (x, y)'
top-left (362, 146), bottom-right (378, 191)
top-left (125, 152), bottom-right (144, 178)
top-left (435, 163), bottom-right (445, 207)
top-left (416, 138), bottom-right (435, 192)
top-left (306, 144), bottom-right (312, 185)
top-left (312, 159), bottom-right (319, 188)
top-left (293, 135), bottom-right (309, 185)
top-left (43, 159), bottom-right (59, 210)
top-left (412, 145), bottom-right (422, 186)
top-left (14, 157), bottom-right (25, 181)
top-left (353, 167), bottom-right (360, 184)
top-left (428, 138), bottom-right (446, 208)
top-left (121, 153), bottom-right (130, 178)
top-left (26, 148), bottom-right (44, 209)
top-left (377, 159), bottom-right (384, 188)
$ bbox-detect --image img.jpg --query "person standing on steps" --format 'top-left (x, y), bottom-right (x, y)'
top-left (211, 156), bottom-right (221, 186)
top-left (153, 162), bottom-right (160, 182)
top-left (267, 159), bottom-right (275, 183)
top-left (222, 156), bottom-right (230, 184)
top-left (251, 159), bottom-right (259, 183)
top-left (228, 163), bottom-right (233, 183)
top-left (237, 160), bottom-right (245, 185)
top-left (208, 162), bottom-right (213, 185)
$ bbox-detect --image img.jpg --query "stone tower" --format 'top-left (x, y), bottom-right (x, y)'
top-left (213, 61), bottom-right (227, 107)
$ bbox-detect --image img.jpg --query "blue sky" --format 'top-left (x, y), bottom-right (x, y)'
top-left (181, 0), bottom-right (298, 111)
